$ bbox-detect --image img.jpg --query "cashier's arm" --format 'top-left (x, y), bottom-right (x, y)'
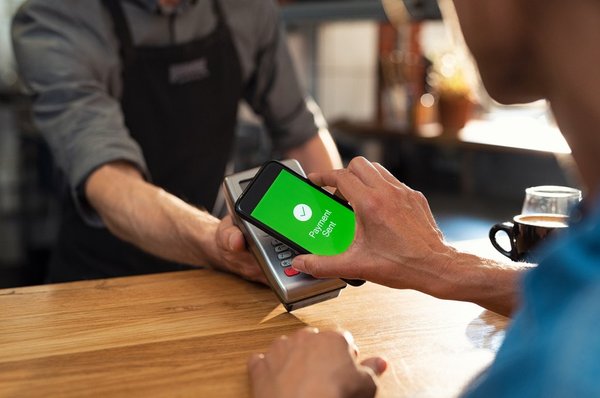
top-left (85, 161), bottom-right (267, 283)
top-left (83, 132), bottom-right (341, 283)
top-left (284, 129), bottom-right (343, 173)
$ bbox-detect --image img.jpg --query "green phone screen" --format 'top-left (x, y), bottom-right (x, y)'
top-left (251, 169), bottom-right (355, 256)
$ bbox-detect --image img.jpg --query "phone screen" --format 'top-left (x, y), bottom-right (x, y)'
top-left (248, 168), bottom-right (355, 256)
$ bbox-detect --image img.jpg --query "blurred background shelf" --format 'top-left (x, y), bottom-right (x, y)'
top-left (281, 1), bottom-right (387, 23)
top-left (280, 0), bottom-right (441, 24)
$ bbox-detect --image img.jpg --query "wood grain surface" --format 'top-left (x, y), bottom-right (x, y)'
top-left (0, 257), bottom-right (509, 397)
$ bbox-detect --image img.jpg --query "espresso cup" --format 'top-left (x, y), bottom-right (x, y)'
top-left (489, 214), bottom-right (569, 262)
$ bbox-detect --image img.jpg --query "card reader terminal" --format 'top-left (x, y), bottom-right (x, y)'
top-left (223, 160), bottom-right (347, 311)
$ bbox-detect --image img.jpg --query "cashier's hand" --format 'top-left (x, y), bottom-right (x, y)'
top-left (209, 215), bottom-right (267, 285)
top-left (292, 157), bottom-right (456, 295)
top-left (248, 328), bottom-right (386, 398)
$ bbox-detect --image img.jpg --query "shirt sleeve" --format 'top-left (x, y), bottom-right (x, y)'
top-left (241, 0), bottom-right (322, 152)
top-left (12, 1), bottom-right (148, 227)
top-left (463, 214), bottom-right (600, 398)
top-left (464, 286), bottom-right (600, 398)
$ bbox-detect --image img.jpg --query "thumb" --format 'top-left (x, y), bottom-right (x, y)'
top-left (292, 254), bottom-right (353, 279)
top-left (218, 223), bottom-right (245, 252)
top-left (226, 228), bottom-right (246, 252)
top-left (360, 357), bottom-right (388, 376)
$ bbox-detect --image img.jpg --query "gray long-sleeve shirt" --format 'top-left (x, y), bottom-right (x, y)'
top-left (12, 0), bottom-right (319, 221)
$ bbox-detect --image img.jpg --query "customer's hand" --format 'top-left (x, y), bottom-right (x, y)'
top-left (292, 157), bottom-right (457, 296)
top-left (208, 215), bottom-right (267, 284)
top-left (248, 328), bottom-right (386, 398)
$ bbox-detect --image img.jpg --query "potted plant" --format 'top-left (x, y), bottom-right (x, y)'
top-left (430, 52), bottom-right (475, 133)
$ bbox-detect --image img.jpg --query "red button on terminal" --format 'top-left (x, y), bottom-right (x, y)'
top-left (284, 267), bottom-right (300, 277)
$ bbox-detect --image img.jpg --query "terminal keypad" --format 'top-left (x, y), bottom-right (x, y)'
top-left (268, 240), bottom-right (299, 277)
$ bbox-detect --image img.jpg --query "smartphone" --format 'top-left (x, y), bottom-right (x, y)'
top-left (235, 161), bottom-right (355, 256)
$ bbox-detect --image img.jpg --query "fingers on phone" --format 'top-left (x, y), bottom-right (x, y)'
top-left (347, 157), bottom-right (384, 188)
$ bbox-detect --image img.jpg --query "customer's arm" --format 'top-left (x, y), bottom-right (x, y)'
top-left (292, 157), bottom-right (532, 317)
top-left (85, 161), bottom-right (265, 282)
top-left (427, 250), bottom-right (528, 317)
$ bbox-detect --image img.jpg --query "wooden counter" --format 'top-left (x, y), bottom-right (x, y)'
top-left (0, 248), bottom-right (509, 397)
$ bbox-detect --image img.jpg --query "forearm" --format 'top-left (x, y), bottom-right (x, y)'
top-left (85, 162), bottom-right (218, 267)
top-left (432, 248), bottom-right (532, 317)
top-left (285, 129), bottom-right (343, 173)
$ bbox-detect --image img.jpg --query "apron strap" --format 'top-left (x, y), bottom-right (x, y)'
top-left (101, 0), bottom-right (135, 64)
top-left (211, 0), bottom-right (225, 23)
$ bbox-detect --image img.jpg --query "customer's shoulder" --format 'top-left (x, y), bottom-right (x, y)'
top-left (572, 202), bottom-right (600, 249)
top-left (534, 202), bottom-right (600, 283)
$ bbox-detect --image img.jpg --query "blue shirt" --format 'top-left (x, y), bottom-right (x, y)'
top-left (465, 204), bottom-right (600, 397)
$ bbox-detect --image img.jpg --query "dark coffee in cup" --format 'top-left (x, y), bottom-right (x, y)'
top-left (489, 214), bottom-right (569, 261)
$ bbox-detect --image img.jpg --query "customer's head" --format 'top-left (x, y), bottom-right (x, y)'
top-left (441, 0), bottom-right (600, 106)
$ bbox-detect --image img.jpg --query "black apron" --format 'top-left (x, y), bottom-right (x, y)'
top-left (47, 0), bottom-right (243, 282)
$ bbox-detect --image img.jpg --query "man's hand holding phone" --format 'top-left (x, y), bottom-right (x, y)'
top-left (292, 157), bottom-right (459, 297)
